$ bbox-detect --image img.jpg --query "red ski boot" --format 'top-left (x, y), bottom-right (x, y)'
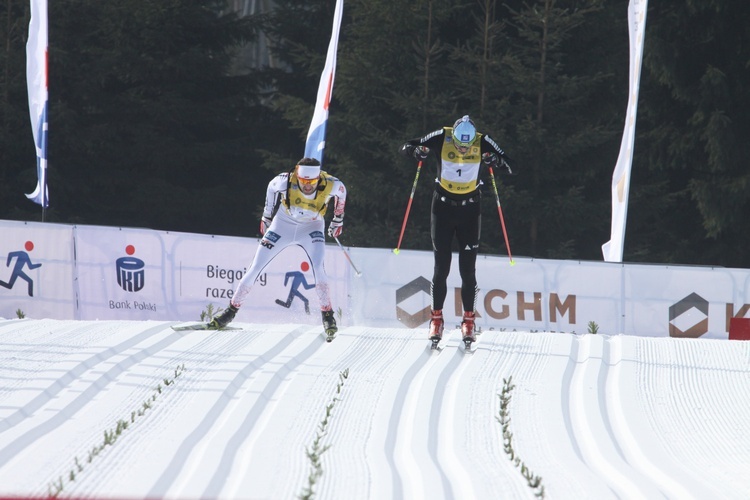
top-left (428, 309), bottom-right (444, 347)
top-left (461, 311), bottom-right (476, 346)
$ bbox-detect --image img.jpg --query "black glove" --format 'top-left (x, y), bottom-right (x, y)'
top-left (482, 152), bottom-right (499, 166)
top-left (413, 145), bottom-right (429, 160)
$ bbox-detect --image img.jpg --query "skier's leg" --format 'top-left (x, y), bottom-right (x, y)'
top-left (211, 218), bottom-right (291, 329)
top-left (456, 202), bottom-right (481, 342)
top-left (299, 221), bottom-right (337, 335)
top-left (456, 202), bottom-right (481, 313)
top-left (430, 194), bottom-right (454, 311)
top-left (301, 223), bottom-right (331, 311)
top-left (231, 217), bottom-right (293, 308)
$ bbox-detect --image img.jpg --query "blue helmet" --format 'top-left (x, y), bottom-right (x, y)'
top-left (452, 115), bottom-right (476, 149)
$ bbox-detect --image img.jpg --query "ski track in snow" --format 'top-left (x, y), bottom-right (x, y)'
top-left (0, 319), bottom-right (749, 499)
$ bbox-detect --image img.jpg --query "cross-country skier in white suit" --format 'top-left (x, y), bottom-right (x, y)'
top-left (209, 157), bottom-right (347, 335)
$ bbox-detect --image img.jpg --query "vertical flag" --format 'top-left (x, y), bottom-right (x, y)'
top-left (602, 0), bottom-right (648, 262)
top-left (304, 0), bottom-right (344, 163)
top-left (25, 0), bottom-right (49, 208)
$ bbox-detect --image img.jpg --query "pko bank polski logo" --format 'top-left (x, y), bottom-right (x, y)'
top-left (116, 245), bottom-right (145, 292)
top-left (669, 292), bottom-right (708, 338)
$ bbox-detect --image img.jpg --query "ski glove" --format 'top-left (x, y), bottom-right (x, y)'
top-left (260, 215), bottom-right (272, 235)
top-left (484, 152), bottom-right (515, 175)
top-left (482, 152), bottom-right (499, 167)
top-left (328, 214), bottom-right (344, 238)
top-left (413, 145), bottom-right (429, 160)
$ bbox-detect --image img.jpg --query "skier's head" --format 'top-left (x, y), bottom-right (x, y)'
top-left (296, 157), bottom-right (321, 194)
top-left (452, 115), bottom-right (477, 154)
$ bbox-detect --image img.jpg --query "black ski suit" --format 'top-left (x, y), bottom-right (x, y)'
top-left (400, 126), bottom-right (511, 313)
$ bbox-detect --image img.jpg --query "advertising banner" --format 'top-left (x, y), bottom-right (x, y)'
top-left (0, 220), bottom-right (75, 319)
top-left (74, 225), bottom-right (173, 320)
top-left (349, 246), bottom-right (750, 339)
top-left (71, 223), bottom-right (351, 325)
top-left (1, 219), bottom-right (749, 340)
top-left (167, 231), bottom-right (351, 326)
top-left (350, 247), bottom-right (625, 334)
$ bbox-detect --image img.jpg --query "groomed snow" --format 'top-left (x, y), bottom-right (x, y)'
top-left (0, 319), bottom-right (749, 499)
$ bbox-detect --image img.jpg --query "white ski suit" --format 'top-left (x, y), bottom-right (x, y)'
top-left (230, 170), bottom-right (347, 311)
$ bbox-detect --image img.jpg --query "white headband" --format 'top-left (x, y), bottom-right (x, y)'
top-left (297, 164), bottom-right (321, 180)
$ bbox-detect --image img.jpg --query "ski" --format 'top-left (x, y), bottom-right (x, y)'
top-left (430, 327), bottom-right (454, 351)
top-left (462, 325), bottom-right (482, 353)
top-left (463, 338), bottom-right (475, 352)
top-left (323, 328), bottom-right (337, 343)
top-left (171, 323), bottom-right (241, 331)
top-left (321, 310), bottom-right (338, 343)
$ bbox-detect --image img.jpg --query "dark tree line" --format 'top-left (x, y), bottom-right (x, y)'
top-left (1, 0), bottom-right (748, 268)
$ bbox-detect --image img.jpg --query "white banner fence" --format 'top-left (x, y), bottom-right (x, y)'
top-left (1, 219), bottom-right (748, 339)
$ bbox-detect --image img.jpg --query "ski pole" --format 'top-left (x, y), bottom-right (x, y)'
top-left (393, 160), bottom-right (423, 254)
top-left (488, 166), bottom-right (515, 266)
top-left (334, 236), bottom-right (362, 277)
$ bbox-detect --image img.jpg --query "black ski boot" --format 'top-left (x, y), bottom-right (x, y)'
top-left (322, 310), bottom-right (338, 342)
top-left (209, 304), bottom-right (238, 329)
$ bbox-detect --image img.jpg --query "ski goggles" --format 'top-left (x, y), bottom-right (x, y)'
top-left (297, 176), bottom-right (319, 185)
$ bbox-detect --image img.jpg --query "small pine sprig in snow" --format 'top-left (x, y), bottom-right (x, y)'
top-left (496, 376), bottom-right (545, 498)
top-left (47, 364), bottom-right (187, 498)
top-left (299, 368), bottom-right (350, 500)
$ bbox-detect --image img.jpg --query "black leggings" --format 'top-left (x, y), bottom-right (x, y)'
top-left (430, 192), bottom-right (481, 312)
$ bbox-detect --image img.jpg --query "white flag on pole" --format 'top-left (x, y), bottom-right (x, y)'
top-left (304, 0), bottom-right (344, 163)
top-left (602, 0), bottom-right (648, 262)
top-left (25, 0), bottom-right (49, 208)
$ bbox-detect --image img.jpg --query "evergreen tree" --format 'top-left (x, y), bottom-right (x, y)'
top-left (635, 0), bottom-right (750, 267)
top-left (459, 0), bottom-right (623, 259)
top-left (0, 0), bottom-right (38, 220)
top-left (3, 0), bottom-right (749, 267)
top-left (3, 0), bottom-right (266, 235)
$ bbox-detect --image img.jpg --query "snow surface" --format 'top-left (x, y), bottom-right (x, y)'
top-left (0, 318), bottom-right (749, 499)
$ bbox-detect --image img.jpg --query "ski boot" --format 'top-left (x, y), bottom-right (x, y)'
top-left (461, 311), bottom-right (476, 350)
top-left (209, 303), bottom-right (238, 330)
top-left (322, 309), bottom-right (338, 342)
top-left (428, 310), bottom-right (444, 350)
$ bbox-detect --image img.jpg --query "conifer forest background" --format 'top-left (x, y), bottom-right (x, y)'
top-left (1, 0), bottom-right (749, 268)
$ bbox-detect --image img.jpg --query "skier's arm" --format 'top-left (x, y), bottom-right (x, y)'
top-left (263, 174), bottom-right (288, 218)
top-left (399, 129), bottom-right (445, 161)
top-left (260, 174), bottom-right (287, 234)
top-left (480, 135), bottom-right (514, 175)
top-left (328, 179), bottom-right (347, 238)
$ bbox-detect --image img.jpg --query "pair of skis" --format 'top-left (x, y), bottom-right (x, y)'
top-left (430, 328), bottom-right (478, 352)
top-left (171, 322), bottom-right (338, 343)
top-left (171, 323), bottom-right (240, 331)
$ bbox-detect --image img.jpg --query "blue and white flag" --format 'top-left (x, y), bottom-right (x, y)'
top-left (602, 0), bottom-right (648, 262)
top-left (25, 0), bottom-right (49, 208)
top-left (304, 0), bottom-right (343, 163)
